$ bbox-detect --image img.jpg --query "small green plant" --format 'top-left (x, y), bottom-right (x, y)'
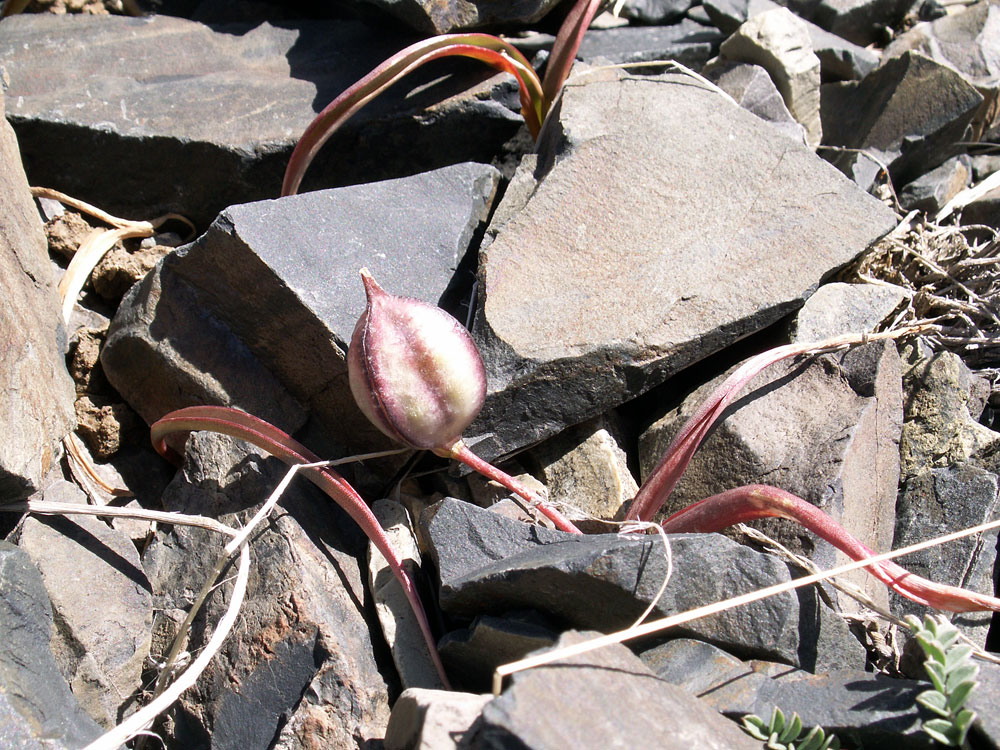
top-left (741, 707), bottom-right (840, 750)
top-left (906, 614), bottom-right (979, 747)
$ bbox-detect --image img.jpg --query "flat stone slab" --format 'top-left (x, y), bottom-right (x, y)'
top-left (468, 65), bottom-right (895, 461)
top-left (0, 13), bottom-right (520, 227)
top-left (422, 498), bottom-right (865, 672)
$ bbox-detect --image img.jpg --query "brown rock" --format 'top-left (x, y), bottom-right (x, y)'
top-left (44, 210), bottom-right (94, 261)
top-left (92, 241), bottom-right (172, 304)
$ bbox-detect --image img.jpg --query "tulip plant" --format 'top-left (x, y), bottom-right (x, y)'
top-left (152, 272), bottom-right (1000, 693)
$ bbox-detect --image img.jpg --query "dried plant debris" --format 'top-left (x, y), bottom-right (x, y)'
top-left (841, 218), bottom-right (1000, 391)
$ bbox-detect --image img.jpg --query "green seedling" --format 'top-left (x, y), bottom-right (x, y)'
top-left (906, 614), bottom-right (979, 747)
top-left (742, 708), bottom-right (840, 750)
top-left (280, 0), bottom-right (607, 196)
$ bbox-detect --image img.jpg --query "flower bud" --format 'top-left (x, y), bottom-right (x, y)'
top-left (347, 269), bottom-right (487, 453)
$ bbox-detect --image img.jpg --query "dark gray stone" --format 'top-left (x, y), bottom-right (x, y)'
top-left (0, 541), bottom-right (104, 749)
top-left (807, 0), bottom-right (914, 46)
top-left (468, 65), bottom-right (895, 462)
top-left (0, 14), bottom-right (520, 229)
top-left (348, 0), bottom-right (563, 34)
top-left (142, 431), bottom-right (391, 748)
top-left (439, 614), bottom-right (558, 693)
top-left (0, 88), bottom-right (76, 502)
top-left (422, 498), bottom-right (866, 671)
top-left (899, 154), bottom-right (973, 213)
top-left (704, 61), bottom-right (808, 143)
top-left (575, 20), bottom-right (724, 69)
top-left (961, 183), bottom-right (1000, 230)
top-left (643, 638), bottom-right (933, 749)
top-left (16, 481), bottom-right (153, 729)
top-left (470, 630), bottom-right (762, 750)
top-left (820, 51), bottom-right (984, 190)
top-left (702, 0), bottom-right (880, 79)
top-left (638, 341), bottom-right (903, 612)
top-left (885, 0), bottom-right (1000, 140)
top-left (892, 465), bottom-right (1000, 645)
top-left (620, 0), bottom-right (697, 23)
top-left (102, 162), bottom-right (500, 462)
top-left (789, 282), bottom-right (906, 342)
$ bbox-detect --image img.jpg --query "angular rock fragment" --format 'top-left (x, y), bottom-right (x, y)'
top-left (899, 155), bottom-right (973, 213)
top-left (718, 8), bottom-right (823, 146)
top-left (789, 281), bottom-right (906, 342)
top-left (439, 614), bottom-right (557, 692)
top-left (0, 14), bottom-right (520, 227)
top-left (0, 90), bottom-right (76, 501)
top-left (639, 341), bottom-right (902, 610)
top-left (703, 0), bottom-right (878, 79)
top-left (422, 498), bottom-right (866, 671)
top-left (892, 464), bottom-right (1000, 645)
top-left (704, 61), bottom-right (808, 143)
top-left (470, 631), bottom-right (762, 749)
top-left (576, 19), bottom-right (723, 69)
top-left (103, 162), bottom-right (500, 465)
top-left (348, 0), bottom-right (562, 34)
top-left (0, 541), bottom-right (104, 749)
top-left (369, 499), bottom-right (445, 690)
top-left (821, 51), bottom-right (984, 190)
top-left (469, 65), bottom-right (895, 462)
top-left (385, 688), bottom-right (491, 750)
top-left (899, 343), bottom-right (1000, 479)
top-left (142, 431), bottom-right (391, 748)
top-left (530, 415), bottom-right (638, 523)
top-left (644, 638), bottom-right (932, 749)
top-left (16, 481), bottom-right (153, 728)
top-left (619, 0), bottom-right (696, 23)
top-left (807, 0), bottom-right (913, 46)
top-left (961, 183), bottom-right (1000, 230)
top-left (885, 1), bottom-right (1000, 139)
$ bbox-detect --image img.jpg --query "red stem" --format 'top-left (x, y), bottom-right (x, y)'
top-left (446, 441), bottom-right (583, 534)
top-left (663, 484), bottom-right (1000, 613)
top-left (151, 406), bottom-right (451, 687)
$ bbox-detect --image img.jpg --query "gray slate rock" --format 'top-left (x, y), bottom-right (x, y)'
top-left (644, 638), bottom-right (933, 749)
top-left (0, 541), bottom-right (105, 749)
top-left (807, 0), bottom-right (914, 46)
top-left (0, 89), bottom-right (76, 502)
top-left (899, 154), bottom-right (973, 213)
top-left (789, 282), bottom-right (906, 341)
top-left (892, 464), bottom-right (1000, 645)
top-left (821, 51), bottom-right (984, 190)
top-left (702, 0), bottom-right (880, 79)
top-left (638, 341), bottom-right (903, 611)
top-left (961, 183), bottom-right (1000, 231)
top-left (970, 661), bottom-right (1000, 749)
top-left (439, 614), bottom-right (558, 692)
top-left (103, 162), bottom-right (500, 461)
top-left (704, 61), bottom-right (808, 143)
top-left (470, 630), bottom-right (762, 750)
top-left (468, 65), bottom-right (895, 462)
top-left (0, 14), bottom-right (520, 228)
top-left (422, 498), bottom-right (866, 671)
top-left (16, 481), bottom-right (152, 729)
top-left (620, 0), bottom-right (697, 23)
top-left (575, 20), bottom-right (724, 70)
top-left (884, 0), bottom-right (1000, 140)
top-left (348, 0), bottom-right (563, 34)
top-left (142, 431), bottom-right (391, 748)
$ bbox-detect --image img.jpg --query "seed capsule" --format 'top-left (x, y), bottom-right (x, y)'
top-left (347, 269), bottom-right (487, 453)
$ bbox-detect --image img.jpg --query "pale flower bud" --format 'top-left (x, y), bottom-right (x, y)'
top-left (347, 269), bottom-right (487, 453)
